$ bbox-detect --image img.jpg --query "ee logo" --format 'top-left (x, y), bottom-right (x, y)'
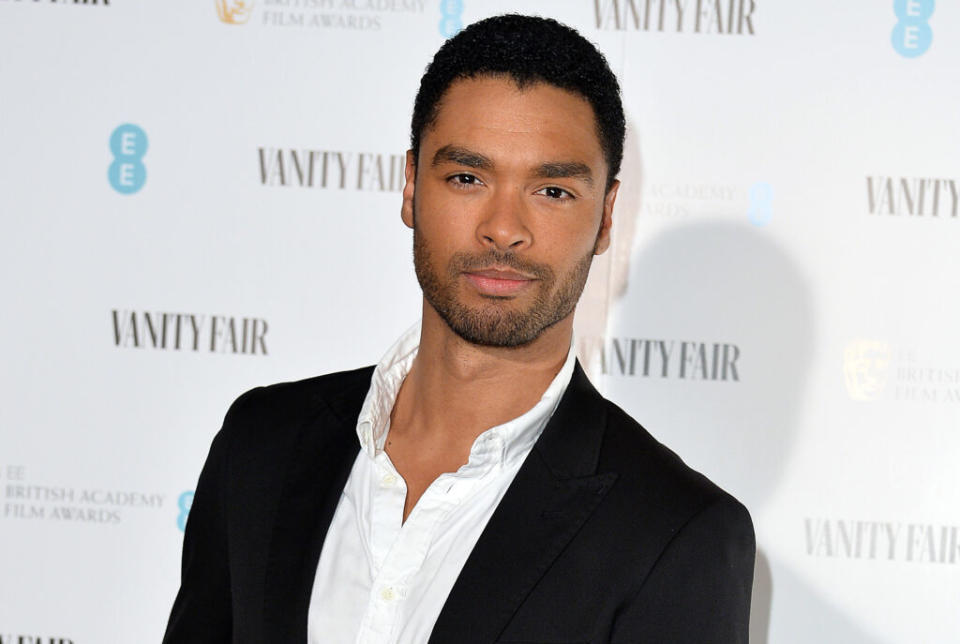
top-left (892, 0), bottom-right (934, 58)
top-left (108, 124), bottom-right (148, 194)
top-left (438, 0), bottom-right (462, 38)
top-left (177, 490), bottom-right (194, 532)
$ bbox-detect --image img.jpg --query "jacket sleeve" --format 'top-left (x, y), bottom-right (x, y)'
top-left (611, 495), bottom-right (756, 644)
top-left (162, 393), bottom-right (254, 643)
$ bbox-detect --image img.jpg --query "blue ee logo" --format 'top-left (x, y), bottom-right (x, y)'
top-left (747, 182), bottom-right (773, 227)
top-left (108, 124), bottom-right (148, 194)
top-left (892, 0), bottom-right (934, 58)
top-left (177, 490), bottom-right (194, 532)
top-left (439, 0), bottom-right (462, 38)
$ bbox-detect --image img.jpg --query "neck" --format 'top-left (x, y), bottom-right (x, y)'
top-left (391, 301), bottom-right (572, 448)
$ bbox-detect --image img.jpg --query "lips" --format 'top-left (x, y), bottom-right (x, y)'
top-left (463, 267), bottom-right (536, 296)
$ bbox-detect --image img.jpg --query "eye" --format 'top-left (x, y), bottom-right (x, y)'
top-left (448, 173), bottom-right (483, 188)
top-left (536, 186), bottom-right (575, 201)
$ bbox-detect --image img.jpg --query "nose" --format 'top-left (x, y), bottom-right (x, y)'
top-left (475, 187), bottom-right (532, 251)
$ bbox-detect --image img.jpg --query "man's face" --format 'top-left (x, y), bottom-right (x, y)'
top-left (402, 75), bottom-right (619, 347)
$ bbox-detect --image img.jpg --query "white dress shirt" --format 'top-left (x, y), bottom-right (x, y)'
top-left (307, 323), bottom-right (576, 644)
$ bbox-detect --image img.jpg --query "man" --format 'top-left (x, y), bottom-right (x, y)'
top-left (164, 14), bottom-right (755, 644)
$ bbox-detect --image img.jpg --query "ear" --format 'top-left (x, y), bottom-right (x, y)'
top-left (401, 149), bottom-right (416, 229)
top-left (593, 179), bottom-right (620, 255)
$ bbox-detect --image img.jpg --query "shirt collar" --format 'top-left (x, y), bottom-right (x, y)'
top-left (356, 321), bottom-right (577, 467)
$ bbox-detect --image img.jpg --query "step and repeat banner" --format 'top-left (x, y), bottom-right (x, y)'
top-left (1, 1), bottom-right (957, 642)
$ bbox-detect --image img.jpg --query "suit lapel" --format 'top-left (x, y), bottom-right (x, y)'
top-left (429, 362), bottom-right (617, 644)
top-left (260, 372), bottom-right (370, 643)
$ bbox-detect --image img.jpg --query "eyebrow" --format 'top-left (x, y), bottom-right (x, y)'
top-left (535, 161), bottom-right (594, 186)
top-left (431, 145), bottom-right (493, 170)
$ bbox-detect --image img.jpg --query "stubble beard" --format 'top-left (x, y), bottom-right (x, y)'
top-left (412, 211), bottom-right (596, 348)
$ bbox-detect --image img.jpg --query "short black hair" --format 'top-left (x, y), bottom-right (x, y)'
top-left (410, 14), bottom-right (626, 191)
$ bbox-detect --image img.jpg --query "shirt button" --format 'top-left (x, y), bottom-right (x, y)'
top-left (380, 587), bottom-right (396, 601)
top-left (381, 473), bottom-right (397, 486)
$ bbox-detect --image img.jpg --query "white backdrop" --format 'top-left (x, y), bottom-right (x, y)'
top-left (1, 1), bottom-right (958, 642)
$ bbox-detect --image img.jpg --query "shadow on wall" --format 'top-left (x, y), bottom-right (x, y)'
top-left (612, 220), bottom-right (809, 642)
top-left (575, 114), bottom-right (884, 641)
top-left (582, 187), bottom-right (883, 641)
top-left (609, 220), bottom-right (812, 510)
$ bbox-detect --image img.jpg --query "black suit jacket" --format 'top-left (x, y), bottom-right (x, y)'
top-left (163, 362), bottom-right (755, 643)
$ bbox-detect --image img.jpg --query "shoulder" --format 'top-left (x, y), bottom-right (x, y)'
top-left (213, 365), bottom-right (375, 456)
top-left (594, 403), bottom-right (755, 642)
top-left (597, 398), bottom-right (753, 540)
top-left (224, 365), bottom-right (375, 425)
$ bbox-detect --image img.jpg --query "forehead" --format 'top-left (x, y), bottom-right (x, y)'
top-left (423, 76), bottom-right (605, 170)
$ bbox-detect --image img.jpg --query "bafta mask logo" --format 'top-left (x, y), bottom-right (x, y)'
top-left (843, 340), bottom-right (891, 401)
top-left (216, 0), bottom-right (253, 25)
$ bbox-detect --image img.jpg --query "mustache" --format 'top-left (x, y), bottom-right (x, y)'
top-left (448, 250), bottom-right (553, 281)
